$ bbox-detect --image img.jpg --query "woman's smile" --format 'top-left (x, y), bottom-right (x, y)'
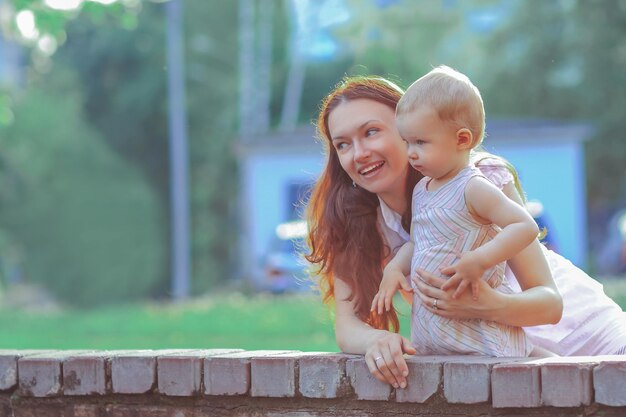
top-left (358, 161), bottom-right (385, 177)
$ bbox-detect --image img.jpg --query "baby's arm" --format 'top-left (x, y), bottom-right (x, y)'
top-left (441, 176), bottom-right (539, 299)
top-left (371, 241), bottom-right (414, 315)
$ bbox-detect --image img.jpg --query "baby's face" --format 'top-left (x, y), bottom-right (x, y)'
top-left (396, 106), bottom-right (462, 180)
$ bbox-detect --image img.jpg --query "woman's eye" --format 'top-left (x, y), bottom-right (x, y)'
top-left (365, 128), bottom-right (378, 137)
top-left (335, 142), bottom-right (347, 150)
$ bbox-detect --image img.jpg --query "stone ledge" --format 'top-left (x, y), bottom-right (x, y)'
top-left (0, 349), bottom-right (625, 416)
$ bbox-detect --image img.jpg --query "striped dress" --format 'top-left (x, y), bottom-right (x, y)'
top-left (409, 165), bottom-right (532, 356)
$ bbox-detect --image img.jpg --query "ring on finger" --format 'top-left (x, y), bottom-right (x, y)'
top-left (374, 356), bottom-right (383, 363)
top-left (432, 299), bottom-right (438, 310)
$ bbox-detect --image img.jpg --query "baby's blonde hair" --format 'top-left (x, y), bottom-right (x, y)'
top-left (397, 65), bottom-right (485, 147)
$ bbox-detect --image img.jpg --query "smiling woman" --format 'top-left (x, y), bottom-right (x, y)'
top-left (328, 99), bottom-right (410, 214)
top-left (306, 76), bottom-right (421, 335)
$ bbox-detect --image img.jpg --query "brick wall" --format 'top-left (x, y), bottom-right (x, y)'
top-left (1, 349), bottom-right (625, 416)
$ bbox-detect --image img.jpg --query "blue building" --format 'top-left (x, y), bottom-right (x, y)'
top-left (238, 120), bottom-right (592, 289)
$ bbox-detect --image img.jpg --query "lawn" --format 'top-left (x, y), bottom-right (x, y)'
top-left (1, 279), bottom-right (625, 351)
top-left (0, 292), bottom-right (413, 352)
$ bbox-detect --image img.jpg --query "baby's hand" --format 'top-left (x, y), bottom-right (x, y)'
top-left (371, 269), bottom-right (412, 315)
top-left (440, 251), bottom-right (487, 300)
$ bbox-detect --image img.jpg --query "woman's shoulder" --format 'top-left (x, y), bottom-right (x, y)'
top-left (472, 154), bottom-right (514, 190)
top-left (473, 154), bottom-right (508, 169)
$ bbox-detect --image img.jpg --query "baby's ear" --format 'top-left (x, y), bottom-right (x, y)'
top-left (456, 128), bottom-right (474, 150)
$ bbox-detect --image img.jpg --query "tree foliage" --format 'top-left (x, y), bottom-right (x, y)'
top-left (3, 0), bottom-right (625, 303)
top-left (474, 1), bottom-right (626, 208)
top-left (0, 68), bottom-right (164, 305)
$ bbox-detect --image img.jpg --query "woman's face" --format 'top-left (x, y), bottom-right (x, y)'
top-left (327, 99), bottom-right (409, 209)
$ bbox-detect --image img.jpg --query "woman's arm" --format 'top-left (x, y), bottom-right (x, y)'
top-left (413, 181), bottom-right (563, 327)
top-left (334, 277), bottom-right (415, 388)
top-left (498, 181), bottom-right (562, 324)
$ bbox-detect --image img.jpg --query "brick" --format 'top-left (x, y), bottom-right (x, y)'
top-left (492, 359), bottom-right (541, 408)
top-left (0, 350), bottom-right (52, 391)
top-left (395, 356), bottom-right (442, 403)
top-left (205, 350), bottom-right (291, 396)
top-left (157, 350), bottom-right (202, 397)
top-left (443, 356), bottom-right (514, 404)
top-left (538, 356), bottom-right (596, 407)
top-left (18, 350), bottom-right (89, 397)
top-left (0, 353), bottom-right (19, 391)
top-left (157, 349), bottom-right (240, 396)
top-left (346, 357), bottom-right (391, 401)
top-left (250, 351), bottom-right (303, 397)
top-left (593, 357), bottom-right (626, 406)
top-left (63, 352), bottom-right (108, 395)
top-left (111, 350), bottom-right (159, 394)
top-left (299, 353), bottom-right (354, 398)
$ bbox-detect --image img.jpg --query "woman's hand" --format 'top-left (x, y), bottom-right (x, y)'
top-left (413, 268), bottom-right (505, 321)
top-left (364, 332), bottom-right (416, 389)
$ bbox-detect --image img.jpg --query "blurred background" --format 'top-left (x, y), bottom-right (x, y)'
top-left (0, 0), bottom-right (625, 350)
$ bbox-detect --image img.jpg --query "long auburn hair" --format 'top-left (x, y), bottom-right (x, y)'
top-left (305, 76), bottom-right (422, 331)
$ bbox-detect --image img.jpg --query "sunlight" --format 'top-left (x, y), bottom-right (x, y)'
top-left (44, 0), bottom-right (83, 11)
top-left (15, 10), bottom-right (38, 40)
top-left (276, 220), bottom-right (307, 240)
top-left (37, 34), bottom-right (58, 56)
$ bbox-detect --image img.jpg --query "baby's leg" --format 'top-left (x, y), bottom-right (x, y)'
top-left (530, 346), bottom-right (558, 357)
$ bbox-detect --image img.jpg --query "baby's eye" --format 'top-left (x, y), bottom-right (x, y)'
top-left (415, 139), bottom-right (426, 145)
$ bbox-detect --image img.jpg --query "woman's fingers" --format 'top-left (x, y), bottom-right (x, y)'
top-left (365, 334), bottom-right (413, 388)
top-left (390, 337), bottom-right (415, 381)
top-left (413, 276), bottom-right (448, 301)
top-left (365, 353), bottom-right (387, 384)
top-left (366, 351), bottom-right (401, 387)
top-left (414, 268), bottom-right (448, 287)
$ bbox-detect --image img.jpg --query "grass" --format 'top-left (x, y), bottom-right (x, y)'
top-left (1, 279), bottom-right (625, 351)
top-left (0, 293), bottom-right (346, 351)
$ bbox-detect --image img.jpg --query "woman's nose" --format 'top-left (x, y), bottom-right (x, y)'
top-left (353, 141), bottom-right (371, 161)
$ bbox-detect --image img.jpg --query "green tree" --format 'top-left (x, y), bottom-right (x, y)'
top-left (475, 1), bottom-right (626, 209)
top-left (0, 68), bottom-right (165, 306)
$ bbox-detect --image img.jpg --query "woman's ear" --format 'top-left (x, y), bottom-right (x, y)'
top-left (456, 128), bottom-right (474, 150)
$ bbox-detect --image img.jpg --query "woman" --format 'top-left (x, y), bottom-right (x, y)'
top-left (305, 75), bottom-right (626, 389)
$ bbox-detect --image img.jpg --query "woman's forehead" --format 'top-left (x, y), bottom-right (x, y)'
top-left (328, 99), bottom-right (395, 135)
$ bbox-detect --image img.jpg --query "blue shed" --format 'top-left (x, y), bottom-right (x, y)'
top-left (237, 120), bottom-right (592, 289)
